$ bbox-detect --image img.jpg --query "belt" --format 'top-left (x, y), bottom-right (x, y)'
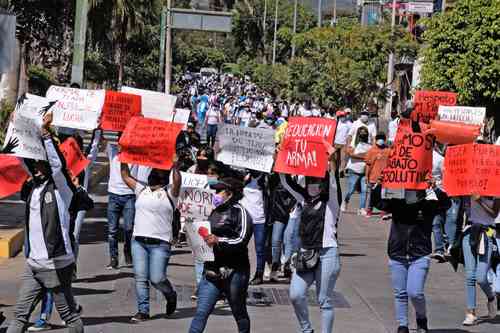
top-left (135, 236), bottom-right (164, 245)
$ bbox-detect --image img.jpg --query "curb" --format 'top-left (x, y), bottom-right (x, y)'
top-left (0, 228), bottom-right (24, 258)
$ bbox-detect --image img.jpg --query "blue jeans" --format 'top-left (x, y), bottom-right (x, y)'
top-left (253, 224), bottom-right (266, 273)
top-left (344, 170), bottom-right (367, 209)
top-left (35, 291), bottom-right (54, 324)
top-left (285, 216), bottom-right (301, 262)
top-left (132, 238), bottom-right (175, 315)
top-left (194, 258), bottom-right (204, 287)
top-left (206, 124), bottom-right (218, 146)
top-left (107, 193), bottom-right (135, 259)
top-left (289, 247), bottom-right (341, 333)
top-left (462, 233), bottom-right (494, 310)
top-left (189, 270), bottom-right (250, 333)
top-left (432, 197), bottom-right (460, 253)
top-left (272, 218), bottom-right (301, 265)
top-left (389, 256), bottom-right (430, 327)
top-left (494, 236), bottom-right (500, 294)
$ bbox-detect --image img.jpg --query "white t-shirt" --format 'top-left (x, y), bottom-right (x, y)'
top-left (240, 177), bottom-right (266, 224)
top-left (348, 120), bottom-right (377, 147)
top-left (334, 120), bottom-right (353, 145)
top-left (346, 142), bottom-right (372, 174)
top-left (206, 108), bottom-right (220, 125)
top-left (388, 118), bottom-right (400, 143)
top-left (133, 183), bottom-right (178, 243)
top-left (107, 143), bottom-right (137, 195)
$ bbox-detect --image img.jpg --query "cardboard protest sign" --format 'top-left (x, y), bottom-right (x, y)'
top-left (0, 155), bottom-right (29, 198)
top-left (100, 91), bottom-right (142, 131)
top-left (216, 124), bottom-right (276, 173)
top-left (413, 90), bottom-right (457, 124)
top-left (274, 117), bottom-right (337, 177)
top-left (4, 94), bottom-right (50, 160)
top-left (443, 144), bottom-right (500, 196)
top-left (437, 106), bottom-right (486, 126)
top-left (178, 172), bottom-right (213, 222)
top-left (121, 86), bottom-right (177, 122)
top-left (426, 120), bottom-right (480, 145)
top-left (184, 221), bottom-right (215, 262)
top-left (59, 138), bottom-right (90, 177)
top-left (382, 119), bottom-right (434, 190)
top-left (119, 117), bottom-right (183, 170)
top-left (47, 85), bottom-right (105, 131)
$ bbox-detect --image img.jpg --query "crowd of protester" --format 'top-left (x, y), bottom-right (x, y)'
top-left (0, 72), bottom-right (499, 333)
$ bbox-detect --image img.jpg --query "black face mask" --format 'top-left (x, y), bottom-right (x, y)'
top-left (197, 158), bottom-right (209, 170)
top-left (33, 174), bottom-right (48, 186)
top-left (148, 172), bottom-right (167, 187)
top-left (359, 134), bottom-right (369, 142)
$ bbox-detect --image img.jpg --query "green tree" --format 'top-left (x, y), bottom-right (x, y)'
top-left (420, 0), bottom-right (499, 113)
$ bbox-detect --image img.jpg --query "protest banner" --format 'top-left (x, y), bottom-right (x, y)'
top-left (100, 91), bottom-right (142, 132)
top-left (382, 119), bottom-right (434, 190)
top-left (121, 86), bottom-right (177, 122)
top-left (0, 156), bottom-right (29, 199)
top-left (443, 144), bottom-right (500, 196)
top-left (181, 171), bottom-right (208, 188)
top-left (47, 85), bottom-right (105, 131)
top-left (413, 90), bottom-right (457, 124)
top-left (119, 117), bottom-right (183, 170)
top-left (273, 117), bottom-right (337, 177)
top-left (173, 108), bottom-right (191, 129)
top-left (437, 106), bottom-right (486, 126)
top-left (426, 120), bottom-right (480, 145)
top-left (184, 221), bottom-right (214, 262)
top-left (59, 138), bottom-right (90, 177)
top-left (178, 172), bottom-right (212, 222)
top-left (4, 94), bottom-right (49, 160)
top-left (216, 124), bottom-right (276, 173)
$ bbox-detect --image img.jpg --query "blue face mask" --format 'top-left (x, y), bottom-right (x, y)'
top-left (212, 193), bottom-right (226, 208)
top-left (376, 139), bottom-right (385, 147)
top-left (207, 177), bottom-right (219, 186)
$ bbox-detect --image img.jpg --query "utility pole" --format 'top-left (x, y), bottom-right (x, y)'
top-left (158, 7), bottom-right (166, 92)
top-left (291, 0), bottom-right (298, 58)
top-left (272, 0), bottom-right (278, 65)
top-left (384, 0), bottom-right (397, 124)
top-left (263, 0), bottom-right (267, 64)
top-left (441, 0), bottom-right (446, 12)
top-left (70, 0), bottom-right (89, 87)
top-left (165, 0), bottom-right (172, 94)
top-left (317, 0), bottom-right (322, 27)
top-left (331, 0), bottom-right (337, 26)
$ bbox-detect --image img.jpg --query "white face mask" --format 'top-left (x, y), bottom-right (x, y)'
top-left (307, 183), bottom-right (322, 197)
top-left (376, 139), bottom-right (385, 146)
top-left (360, 115), bottom-right (369, 123)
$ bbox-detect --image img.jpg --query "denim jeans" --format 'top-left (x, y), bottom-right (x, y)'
top-left (107, 193), bottom-right (135, 260)
top-left (389, 256), bottom-right (430, 327)
top-left (494, 236), bottom-right (500, 294)
top-left (462, 233), bottom-right (494, 310)
top-left (206, 124), bottom-right (218, 146)
top-left (253, 223), bottom-right (266, 273)
top-left (272, 219), bottom-right (301, 265)
top-left (35, 291), bottom-right (54, 324)
top-left (289, 247), bottom-right (341, 333)
top-left (7, 264), bottom-right (83, 333)
top-left (344, 170), bottom-right (367, 209)
top-left (194, 258), bottom-right (205, 287)
top-left (272, 222), bottom-right (286, 265)
top-left (432, 197), bottom-right (460, 253)
top-left (132, 238), bottom-right (176, 315)
top-left (189, 270), bottom-right (250, 333)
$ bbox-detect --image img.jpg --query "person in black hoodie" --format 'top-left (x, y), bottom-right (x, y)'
top-left (189, 177), bottom-right (253, 333)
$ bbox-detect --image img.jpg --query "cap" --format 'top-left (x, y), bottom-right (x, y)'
top-left (336, 111), bottom-right (346, 117)
top-left (209, 177), bottom-right (244, 192)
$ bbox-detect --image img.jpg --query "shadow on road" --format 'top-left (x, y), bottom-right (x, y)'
top-left (74, 271), bottom-right (134, 284)
top-left (72, 287), bottom-right (115, 296)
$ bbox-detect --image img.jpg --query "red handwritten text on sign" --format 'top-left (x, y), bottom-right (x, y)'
top-left (443, 144), bottom-right (500, 196)
top-left (100, 91), bottom-right (142, 132)
top-left (119, 117), bottom-right (183, 170)
top-left (274, 117), bottom-right (337, 177)
top-left (413, 90), bottom-right (457, 124)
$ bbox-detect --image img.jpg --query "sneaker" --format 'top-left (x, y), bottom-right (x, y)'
top-left (27, 320), bottom-right (52, 332)
top-left (130, 312), bottom-right (150, 323)
top-left (106, 257), bottom-right (118, 270)
top-left (340, 201), bottom-right (348, 212)
top-left (269, 270), bottom-right (280, 283)
top-left (462, 313), bottom-right (477, 326)
top-left (166, 291), bottom-right (177, 316)
top-left (487, 297), bottom-right (497, 319)
top-left (397, 326), bottom-right (409, 333)
top-left (431, 252), bottom-right (446, 263)
top-left (357, 208), bottom-right (368, 216)
top-left (416, 317), bottom-right (428, 333)
top-left (381, 213), bottom-right (392, 221)
top-left (249, 272), bottom-right (264, 286)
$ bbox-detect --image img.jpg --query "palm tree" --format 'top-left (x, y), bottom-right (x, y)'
top-left (89, 0), bottom-right (162, 87)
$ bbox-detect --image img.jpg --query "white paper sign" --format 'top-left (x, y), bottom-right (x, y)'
top-left (181, 171), bottom-right (208, 188)
top-left (46, 85), bottom-right (105, 131)
top-left (178, 173), bottom-right (213, 223)
top-left (438, 106), bottom-right (486, 126)
top-left (185, 221), bottom-right (214, 262)
top-left (4, 94), bottom-right (50, 160)
top-left (407, 2), bottom-right (434, 13)
top-left (121, 86), bottom-right (177, 122)
top-left (173, 108), bottom-right (191, 129)
top-left (216, 124), bottom-right (276, 172)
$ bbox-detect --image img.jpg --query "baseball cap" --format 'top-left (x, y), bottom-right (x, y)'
top-left (209, 177), bottom-right (244, 193)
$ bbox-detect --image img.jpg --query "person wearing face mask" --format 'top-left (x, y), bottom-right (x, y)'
top-left (188, 146), bottom-right (214, 174)
top-left (341, 127), bottom-right (372, 215)
top-left (334, 110), bottom-right (353, 177)
top-left (240, 170), bottom-right (268, 285)
top-left (120, 162), bottom-right (181, 322)
top-left (364, 132), bottom-right (391, 219)
top-left (279, 151), bottom-right (342, 333)
top-left (189, 177), bottom-right (253, 333)
top-left (345, 110), bottom-right (377, 148)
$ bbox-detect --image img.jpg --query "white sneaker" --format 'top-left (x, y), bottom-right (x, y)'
top-left (462, 313), bottom-right (477, 326)
top-left (357, 208), bottom-right (368, 216)
top-left (340, 201), bottom-right (348, 212)
top-left (488, 298), bottom-right (497, 319)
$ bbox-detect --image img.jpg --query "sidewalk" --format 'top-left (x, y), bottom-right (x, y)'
top-left (0, 190), bottom-right (499, 332)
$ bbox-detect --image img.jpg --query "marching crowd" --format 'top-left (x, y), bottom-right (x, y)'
top-left (0, 73), bottom-right (499, 333)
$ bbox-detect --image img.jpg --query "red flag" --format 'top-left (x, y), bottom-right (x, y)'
top-left (59, 138), bottom-right (90, 177)
top-left (119, 117), bottom-right (183, 170)
top-left (100, 91), bottom-right (142, 132)
top-left (273, 117), bottom-right (337, 177)
top-left (413, 90), bottom-right (457, 124)
top-left (0, 156), bottom-right (29, 198)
